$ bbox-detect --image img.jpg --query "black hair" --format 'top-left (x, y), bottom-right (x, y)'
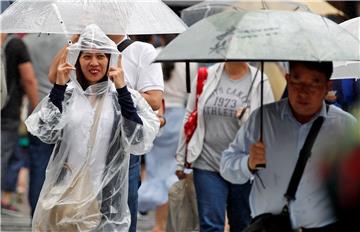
top-left (289, 61), bottom-right (333, 80)
top-left (75, 52), bottom-right (111, 90)
top-left (160, 34), bottom-right (178, 82)
top-left (162, 63), bottom-right (175, 81)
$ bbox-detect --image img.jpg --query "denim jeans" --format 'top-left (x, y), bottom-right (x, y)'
top-left (193, 168), bottom-right (251, 232)
top-left (28, 135), bottom-right (54, 216)
top-left (1, 120), bottom-right (19, 191)
top-left (2, 143), bottom-right (26, 192)
top-left (128, 154), bottom-right (141, 232)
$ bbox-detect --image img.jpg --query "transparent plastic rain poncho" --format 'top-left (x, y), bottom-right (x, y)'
top-left (25, 24), bottom-right (159, 231)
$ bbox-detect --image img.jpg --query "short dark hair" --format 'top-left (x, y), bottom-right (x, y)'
top-left (289, 61), bottom-right (333, 80)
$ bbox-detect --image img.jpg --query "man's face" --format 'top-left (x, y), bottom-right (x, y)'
top-left (286, 63), bottom-right (331, 122)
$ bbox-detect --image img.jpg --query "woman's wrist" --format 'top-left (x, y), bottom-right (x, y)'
top-left (114, 79), bottom-right (126, 89)
top-left (55, 79), bottom-right (67, 86)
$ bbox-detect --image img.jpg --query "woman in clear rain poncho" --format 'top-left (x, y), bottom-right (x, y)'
top-left (25, 24), bottom-right (159, 231)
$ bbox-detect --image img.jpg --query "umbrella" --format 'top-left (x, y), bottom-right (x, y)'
top-left (155, 10), bottom-right (360, 168)
top-left (332, 17), bottom-right (360, 80)
top-left (0, 0), bottom-right (187, 35)
top-left (181, 0), bottom-right (310, 26)
top-left (181, 0), bottom-right (309, 100)
top-left (156, 10), bottom-right (359, 62)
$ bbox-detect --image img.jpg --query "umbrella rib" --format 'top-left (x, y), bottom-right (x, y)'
top-left (51, 3), bottom-right (71, 44)
top-left (295, 13), bottom-right (321, 61)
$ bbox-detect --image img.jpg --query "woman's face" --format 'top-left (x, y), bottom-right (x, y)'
top-left (79, 52), bottom-right (109, 85)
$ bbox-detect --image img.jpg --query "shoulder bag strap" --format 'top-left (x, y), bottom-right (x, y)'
top-left (117, 39), bottom-right (134, 52)
top-left (68, 94), bottom-right (106, 188)
top-left (284, 105), bottom-right (329, 201)
top-left (195, 67), bottom-right (208, 105)
top-left (184, 67), bottom-right (208, 168)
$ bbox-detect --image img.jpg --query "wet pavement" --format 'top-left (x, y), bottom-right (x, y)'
top-left (1, 192), bottom-right (155, 232)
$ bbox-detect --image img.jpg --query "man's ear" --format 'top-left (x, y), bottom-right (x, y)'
top-left (326, 80), bottom-right (333, 92)
top-left (285, 73), bottom-right (290, 84)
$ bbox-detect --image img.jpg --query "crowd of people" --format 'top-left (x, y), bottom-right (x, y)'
top-left (1, 3), bottom-right (360, 232)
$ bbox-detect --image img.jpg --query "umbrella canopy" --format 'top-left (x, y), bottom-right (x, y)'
top-left (0, 0), bottom-right (187, 35)
top-left (181, 0), bottom-right (310, 26)
top-left (156, 10), bottom-right (360, 63)
top-left (332, 17), bottom-right (360, 80)
top-left (155, 10), bottom-right (360, 155)
top-left (181, 0), bottom-right (308, 101)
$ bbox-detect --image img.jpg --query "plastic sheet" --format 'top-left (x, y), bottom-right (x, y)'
top-left (25, 24), bottom-right (159, 231)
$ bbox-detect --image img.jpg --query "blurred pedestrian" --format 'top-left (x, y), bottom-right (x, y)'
top-left (1, 33), bottom-right (39, 213)
top-left (176, 61), bottom-right (274, 231)
top-left (0, 0), bottom-right (12, 109)
top-left (138, 34), bottom-right (197, 232)
top-left (326, 145), bottom-right (360, 231)
top-left (23, 33), bottom-right (67, 216)
top-left (325, 79), bottom-right (360, 112)
top-left (321, 102), bottom-right (360, 231)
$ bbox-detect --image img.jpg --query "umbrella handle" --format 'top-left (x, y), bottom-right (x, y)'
top-left (51, 3), bottom-right (72, 45)
top-left (186, 62), bottom-right (191, 93)
top-left (256, 61), bottom-right (266, 170)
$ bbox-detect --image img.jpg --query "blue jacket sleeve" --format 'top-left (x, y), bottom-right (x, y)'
top-left (49, 84), bottom-right (67, 113)
top-left (117, 86), bottom-right (143, 125)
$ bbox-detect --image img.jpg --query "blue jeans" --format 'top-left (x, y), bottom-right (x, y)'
top-left (2, 144), bottom-right (26, 192)
top-left (193, 168), bottom-right (251, 232)
top-left (28, 135), bottom-right (54, 216)
top-left (128, 154), bottom-right (141, 232)
top-left (1, 120), bottom-right (20, 191)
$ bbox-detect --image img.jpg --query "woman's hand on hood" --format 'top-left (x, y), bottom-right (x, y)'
top-left (108, 54), bottom-right (125, 89)
top-left (56, 62), bottom-right (75, 85)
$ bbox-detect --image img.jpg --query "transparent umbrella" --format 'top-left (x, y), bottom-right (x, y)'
top-left (332, 17), bottom-right (360, 80)
top-left (0, 0), bottom-right (187, 35)
top-left (181, 0), bottom-right (310, 26)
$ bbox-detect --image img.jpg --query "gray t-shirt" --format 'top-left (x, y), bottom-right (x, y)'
top-left (193, 70), bottom-right (251, 172)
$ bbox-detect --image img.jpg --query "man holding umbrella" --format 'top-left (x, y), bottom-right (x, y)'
top-left (220, 61), bottom-right (357, 231)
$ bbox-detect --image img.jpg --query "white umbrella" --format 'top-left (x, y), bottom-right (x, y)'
top-left (180, 0), bottom-right (311, 101)
top-left (332, 17), bottom-right (360, 80)
top-left (156, 10), bottom-right (359, 62)
top-left (0, 0), bottom-right (187, 35)
top-left (155, 10), bottom-right (360, 154)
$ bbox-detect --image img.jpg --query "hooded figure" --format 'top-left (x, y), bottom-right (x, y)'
top-left (25, 24), bottom-right (159, 231)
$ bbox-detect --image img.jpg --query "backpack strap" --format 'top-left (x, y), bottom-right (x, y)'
top-left (117, 39), bottom-right (135, 52)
